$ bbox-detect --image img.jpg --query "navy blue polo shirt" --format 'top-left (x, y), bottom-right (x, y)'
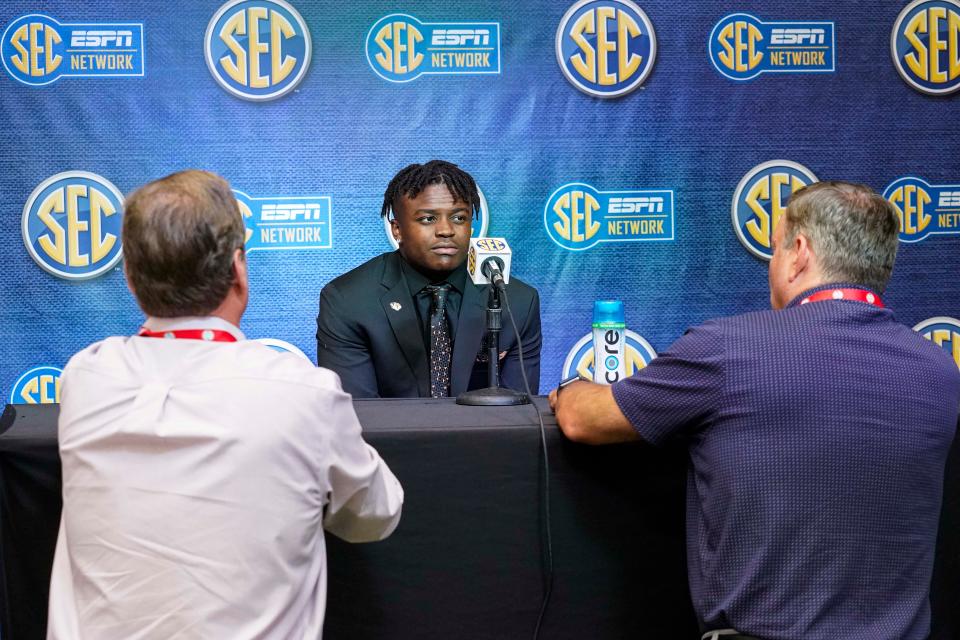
top-left (612, 284), bottom-right (960, 640)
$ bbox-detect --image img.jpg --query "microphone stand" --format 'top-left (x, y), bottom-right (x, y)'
top-left (456, 282), bottom-right (530, 406)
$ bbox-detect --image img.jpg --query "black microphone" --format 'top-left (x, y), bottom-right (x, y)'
top-left (481, 257), bottom-right (507, 289)
top-left (467, 238), bottom-right (512, 288)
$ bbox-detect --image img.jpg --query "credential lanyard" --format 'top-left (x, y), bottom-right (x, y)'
top-left (798, 288), bottom-right (883, 308)
top-left (137, 328), bottom-right (238, 342)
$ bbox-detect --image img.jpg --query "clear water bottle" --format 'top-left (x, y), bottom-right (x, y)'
top-left (592, 300), bottom-right (626, 385)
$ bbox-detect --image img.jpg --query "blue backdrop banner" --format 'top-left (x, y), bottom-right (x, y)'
top-left (2, 0), bottom-right (958, 402)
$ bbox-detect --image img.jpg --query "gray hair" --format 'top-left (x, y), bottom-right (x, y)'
top-left (122, 170), bottom-right (245, 317)
top-left (783, 181), bottom-right (900, 294)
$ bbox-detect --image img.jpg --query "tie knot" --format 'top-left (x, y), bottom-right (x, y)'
top-left (425, 283), bottom-right (451, 307)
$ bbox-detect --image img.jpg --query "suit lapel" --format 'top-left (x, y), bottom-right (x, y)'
top-left (380, 253), bottom-right (430, 397)
top-left (451, 281), bottom-right (486, 395)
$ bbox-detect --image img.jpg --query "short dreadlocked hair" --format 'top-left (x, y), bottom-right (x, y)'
top-left (381, 160), bottom-right (481, 219)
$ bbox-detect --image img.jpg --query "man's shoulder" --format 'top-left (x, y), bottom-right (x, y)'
top-left (505, 274), bottom-right (537, 295)
top-left (229, 341), bottom-right (344, 391)
top-left (677, 309), bottom-right (769, 338)
top-left (502, 274), bottom-right (539, 304)
top-left (66, 337), bottom-right (343, 395)
top-left (708, 307), bottom-right (775, 330)
top-left (670, 309), bottom-right (782, 354)
top-left (904, 323), bottom-right (960, 384)
top-left (63, 336), bottom-right (126, 373)
top-left (323, 252), bottom-right (393, 295)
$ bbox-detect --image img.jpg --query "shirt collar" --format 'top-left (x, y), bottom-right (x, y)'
top-left (141, 316), bottom-right (246, 341)
top-left (400, 253), bottom-right (467, 297)
top-left (785, 282), bottom-right (881, 309)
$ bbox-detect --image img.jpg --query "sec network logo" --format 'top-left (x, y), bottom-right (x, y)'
top-left (366, 14), bottom-right (501, 82)
top-left (884, 176), bottom-right (960, 242)
top-left (22, 171), bottom-right (124, 280)
top-left (914, 317), bottom-right (960, 369)
top-left (205, 0), bottom-right (311, 101)
top-left (234, 189), bottom-right (331, 252)
top-left (731, 160), bottom-right (818, 261)
top-left (709, 13), bottom-right (835, 81)
top-left (891, 0), bottom-right (960, 95)
top-left (562, 330), bottom-right (657, 380)
top-left (9, 366), bottom-right (62, 404)
top-left (544, 182), bottom-right (674, 251)
top-left (1, 13), bottom-right (144, 86)
top-left (384, 186), bottom-right (489, 249)
top-left (555, 0), bottom-right (657, 98)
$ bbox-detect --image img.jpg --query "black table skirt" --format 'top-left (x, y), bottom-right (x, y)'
top-left (1, 400), bottom-right (956, 639)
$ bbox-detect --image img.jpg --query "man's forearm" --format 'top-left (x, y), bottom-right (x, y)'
top-left (550, 381), bottom-right (639, 444)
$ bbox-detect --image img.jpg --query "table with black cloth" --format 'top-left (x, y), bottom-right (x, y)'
top-left (0, 399), bottom-right (957, 640)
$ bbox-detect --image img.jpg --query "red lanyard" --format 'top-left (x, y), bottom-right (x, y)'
top-left (137, 328), bottom-right (238, 342)
top-left (798, 288), bottom-right (883, 308)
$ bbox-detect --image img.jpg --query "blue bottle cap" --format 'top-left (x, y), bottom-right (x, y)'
top-left (592, 300), bottom-right (625, 327)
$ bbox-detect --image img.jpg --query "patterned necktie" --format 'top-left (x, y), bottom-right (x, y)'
top-left (425, 283), bottom-right (452, 398)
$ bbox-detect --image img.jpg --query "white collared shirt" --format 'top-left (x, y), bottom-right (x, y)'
top-left (48, 317), bottom-right (403, 639)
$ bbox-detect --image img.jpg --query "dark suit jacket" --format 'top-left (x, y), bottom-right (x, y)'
top-left (317, 251), bottom-right (541, 398)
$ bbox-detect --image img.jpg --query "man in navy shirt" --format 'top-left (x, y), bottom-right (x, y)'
top-left (550, 181), bottom-right (960, 640)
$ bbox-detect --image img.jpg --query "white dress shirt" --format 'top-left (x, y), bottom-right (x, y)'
top-left (47, 316), bottom-right (403, 639)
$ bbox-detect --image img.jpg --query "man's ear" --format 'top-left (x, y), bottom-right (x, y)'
top-left (123, 261), bottom-right (136, 295)
top-left (390, 217), bottom-right (401, 244)
top-left (233, 248), bottom-right (248, 294)
top-left (790, 233), bottom-right (811, 283)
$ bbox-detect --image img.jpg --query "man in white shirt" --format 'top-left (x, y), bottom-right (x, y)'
top-left (47, 170), bottom-right (404, 639)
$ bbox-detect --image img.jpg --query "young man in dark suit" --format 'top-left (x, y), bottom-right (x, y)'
top-left (317, 160), bottom-right (541, 398)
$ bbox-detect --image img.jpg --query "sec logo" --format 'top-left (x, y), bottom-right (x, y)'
top-left (475, 238), bottom-right (506, 251)
top-left (891, 0), bottom-right (960, 95)
top-left (9, 366), bottom-right (62, 404)
top-left (884, 176), bottom-right (960, 242)
top-left (731, 160), bottom-right (818, 261)
top-left (914, 317), bottom-right (960, 369)
top-left (562, 330), bottom-right (657, 380)
top-left (205, 0), bottom-right (311, 101)
top-left (555, 0), bottom-right (657, 98)
top-left (384, 185), bottom-right (489, 249)
top-left (22, 171), bottom-right (124, 280)
top-left (467, 245), bottom-right (477, 274)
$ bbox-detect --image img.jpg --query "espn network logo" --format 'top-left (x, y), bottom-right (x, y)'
top-left (940, 192), bottom-right (960, 207)
top-left (261, 203), bottom-right (324, 220)
top-left (70, 30), bottom-right (133, 47)
top-left (608, 196), bottom-right (664, 214)
top-left (1, 14), bottom-right (145, 84)
top-left (770, 28), bottom-right (825, 45)
top-left (366, 14), bottom-right (501, 82)
top-left (431, 29), bottom-right (489, 46)
top-left (709, 14), bottom-right (835, 81)
top-left (544, 183), bottom-right (675, 251)
top-left (234, 189), bottom-right (332, 252)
